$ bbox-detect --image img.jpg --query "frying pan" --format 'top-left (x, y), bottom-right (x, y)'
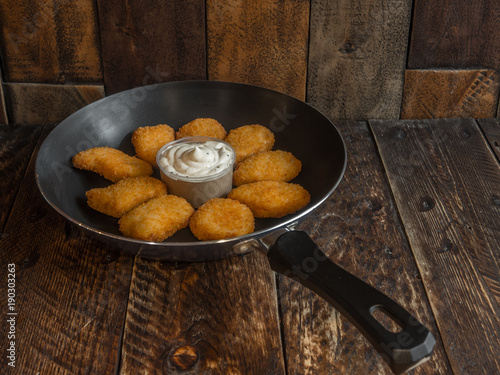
top-left (35, 80), bottom-right (435, 373)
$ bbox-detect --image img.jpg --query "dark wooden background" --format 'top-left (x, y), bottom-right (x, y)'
top-left (0, 0), bottom-right (499, 125)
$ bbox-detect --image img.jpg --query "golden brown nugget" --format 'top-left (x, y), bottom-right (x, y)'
top-left (189, 198), bottom-right (254, 240)
top-left (131, 124), bottom-right (175, 166)
top-left (72, 147), bottom-right (153, 182)
top-left (118, 194), bottom-right (194, 242)
top-left (233, 150), bottom-right (302, 186)
top-left (86, 177), bottom-right (167, 218)
top-left (224, 124), bottom-right (275, 163)
top-left (228, 181), bottom-right (310, 218)
top-left (176, 118), bottom-right (227, 140)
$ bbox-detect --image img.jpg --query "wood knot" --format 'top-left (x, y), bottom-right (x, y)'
top-left (365, 198), bottom-right (382, 212)
top-left (391, 128), bottom-right (407, 139)
top-left (339, 42), bottom-right (357, 54)
top-left (493, 196), bottom-right (500, 206)
top-left (100, 250), bottom-right (120, 264)
top-left (418, 197), bottom-right (435, 212)
top-left (169, 345), bottom-right (199, 371)
top-left (20, 249), bottom-right (40, 270)
top-left (437, 238), bottom-right (455, 254)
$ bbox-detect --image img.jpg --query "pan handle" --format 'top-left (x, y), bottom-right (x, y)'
top-left (265, 230), bottom-right (435, 374)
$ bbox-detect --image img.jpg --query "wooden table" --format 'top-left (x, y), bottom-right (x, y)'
top-left (1, 118), bottom-right (499, 374)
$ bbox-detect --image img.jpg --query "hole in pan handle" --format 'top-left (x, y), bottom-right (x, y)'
top-left (265, 231), bottom-right (436, 374)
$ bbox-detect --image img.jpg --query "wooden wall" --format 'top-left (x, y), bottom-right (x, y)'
top-left (0, 0), bottom-right (499, 125)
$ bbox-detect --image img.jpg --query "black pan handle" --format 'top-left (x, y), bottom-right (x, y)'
top-left (266, 231), bottom-right (435, 374)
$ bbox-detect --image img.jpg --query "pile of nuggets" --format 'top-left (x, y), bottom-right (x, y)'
top-left (72, 118), bottom-right (310, 242)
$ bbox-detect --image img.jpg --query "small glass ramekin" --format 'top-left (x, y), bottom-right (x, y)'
top-left (156, 136), bottom-right (236, 208)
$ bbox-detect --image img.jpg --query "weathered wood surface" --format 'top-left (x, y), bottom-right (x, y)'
top-left (478, 118), bottom-right (500, 161)
top-left (0, 124), bottom-right (42, 230)
top-left (119, 253), bottom-right (286, 374)
top-left (408, 0), bottom-right (500, 69)
top-left (2, 119), bottom-right (500, 374)
top-left (206, 0), bottom-right (309, 100)
top-left (0, 0), bottom-right (102, 83)
top-left (278, 121), bottom-right (451, 374)
top-left (3, 83), bottom-right (104, 124)
top-left (306, 0), bottom-right (412, 120)
top-left (401, 70), bottom-right (500, 119)
top-left (0, 125), bottom-right (134, 374)
top-left (97, 0), bottom-right (206, 95)
top-left (371, 118), bottom-right (500, 374)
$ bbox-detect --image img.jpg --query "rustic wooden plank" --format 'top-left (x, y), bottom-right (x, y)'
top-left (120, 253), bottom-right (286, 374)
top-left (306, 0), bottom-right (412, 120)
top-left (371, 118), bottom-right (500, 374)
top-left (401, 70), bottom-right (500, 119)
top-left (278, 121), bottom-right (451, 374)
top-left (0, 125), bottom-right (133, 373)
top-left (408, 0), bottom-right (500, 69)
top-left (207, 0), bottom-right (309, 100)
top-left (3, 83), bottom-right (104, 124)
top-left (97, 0), bottom-right (206, 95)
top-left (0, 124), bottom-right (42, 231)
top-left (478, 118), bottom-right (500, 160)
top-left (0, 0), bottom-right (102, 83)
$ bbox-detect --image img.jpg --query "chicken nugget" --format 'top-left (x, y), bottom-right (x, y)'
top-left (228, 181), bottom-right (310, 218)
top-left (224, 124), bottom-right (275, 163)
top-left (233, 150), bottom-right (302, 186)
top-left (86, 177), bottom-right (167, 218)
top-left (176, 118), bottom-right (227, 140)
top-left (118, 194), bottom-right (194, 242)
top-left (72, 147), bottom-right (152, 182)
top-left (132, 124), bottom-right (175, 166)
top-left (189, 198), bottom-right (254, 240)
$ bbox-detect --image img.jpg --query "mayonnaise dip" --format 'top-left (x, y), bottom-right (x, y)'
top-left (156, 137), bottom-right (236, 208)
top-left (158, 140), bottom-right (233, 178)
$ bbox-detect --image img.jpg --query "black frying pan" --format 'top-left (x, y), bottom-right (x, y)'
top-left (35, 81), bottom-right (434, 373)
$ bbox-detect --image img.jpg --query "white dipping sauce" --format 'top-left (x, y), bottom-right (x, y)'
top-left (159, 140), bottom-right (233, 178)
top-left (156, 137), bottom-right (236, 208)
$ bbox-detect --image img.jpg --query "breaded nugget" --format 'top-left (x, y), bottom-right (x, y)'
top-left (228, 181), bottom-right (310, 218)
top-left (176, 118), bottom-right (227, 140)
top-left (224, 124), bottom-right (275, 163)
top-left (72, 147), bottom-right (152, 182)
top-left (118, 194), bottom-right (194, 242)
top-left (189, 198), bottom-right (254, 240)
top-left (131, 124), bottom-right (175, 166)
top-left (86, 177), bottom-right (167, 218)
top-left (233, 150), bottom-right (302, 186)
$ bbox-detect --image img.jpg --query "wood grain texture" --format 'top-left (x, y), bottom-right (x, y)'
top-left (278, 121), bottom-right (451, 374)
top-left (207, 0), bottom-right (309, 100)
top-left (478, 118), bottom-right (500, 160)
top-left (0, 124), bottom-right (42, 230)
top-left (120, 253), bottom-right (286, 374)
top-left (306, 0), bottom-right (412, 120)
top-left (0, 88), bottom-right (6, 124)
top-left (0, 69), bottom-right (7, 124)
top-left (0, 125), bottom-right (133, 374)
top-left (401, 70), bottom-right (500, 119)
top-left (0, 0), bottom-right (102, 83)
top-left (97, 0), bottom-right (206, 95)
top-left (4, 83), bottom-right (104, 124)
top-left (371, 118), bottom-right (500, 374)
top-left (408, 0), bottom-right (500, 69)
